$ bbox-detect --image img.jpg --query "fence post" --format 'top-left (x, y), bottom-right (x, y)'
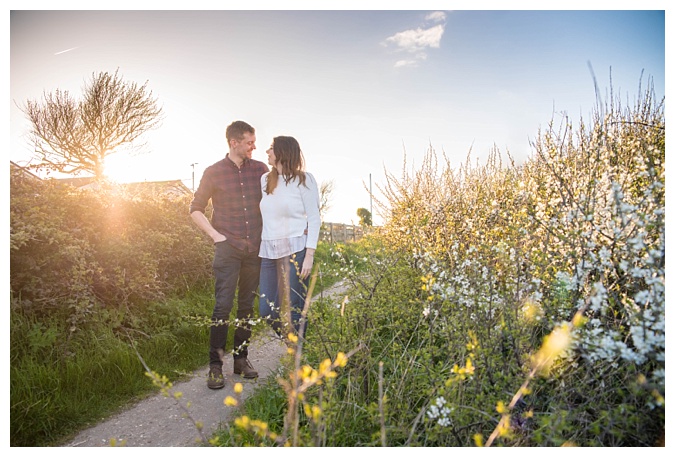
top-left (320, 222), bottom-right (368, 243)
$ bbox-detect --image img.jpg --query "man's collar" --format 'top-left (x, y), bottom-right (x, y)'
top-left (225, 153), bottom-right (249, 168)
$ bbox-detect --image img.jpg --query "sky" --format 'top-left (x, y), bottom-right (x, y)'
top-left (7, 2), bottom-right (667, 225)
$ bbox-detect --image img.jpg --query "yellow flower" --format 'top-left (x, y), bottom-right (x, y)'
top-left (572, 311), bottom-right (587, 327)
top-left (450, 357), bottom-right (475, 380)
top-left (335, 352), bottom-right (348, 367)
top-left (324, 370), bottom-right (337, 379)
top-left (319, 358), bottom-right (333, 374)
top-left (651, 389), bottom-right (664, 406)
top-left (224, 396), bottom-right (238, 407)
top-left (234, 383), bottom-right (243, 394)
top-left (303, 403), bottom-right (323, 421)
top-left (300, 365), bottom-right (316, 382)
top-left (473, 434), bottom-right (484, 447)
top-left (251, 419), bottom-right (268, 433)
top-left (496, 401), bottom-right (508, 414)
top-left (497, 415), bottom-right (512, 437)
top-left (466, 331), bottom-right (479, 352)
top-left (531, 323), bottom-right (572, 374)
top-left (234, 415), bottom-right (250, 429)
top-left (464, 358), bottom-right (475, 375)
top-left (288, 333), bottom-right (298, 343)
top-left (208, 436), bottom-right (220, 446)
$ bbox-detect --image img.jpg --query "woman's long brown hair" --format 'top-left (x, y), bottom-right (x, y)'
top-left (265, 136), bottom-right (307, 195)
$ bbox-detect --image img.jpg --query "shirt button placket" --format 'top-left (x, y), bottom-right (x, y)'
top-left (240, 170), bottom-right (250, 248)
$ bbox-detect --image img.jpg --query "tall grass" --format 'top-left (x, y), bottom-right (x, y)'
top-left (10, 287), bottom-right (214, 446)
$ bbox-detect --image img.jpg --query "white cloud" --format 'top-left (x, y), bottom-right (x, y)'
top-left (394, 59), bottom-right (418, 68)
top-left (384, 24), bottom-right (445, 53)
top-left (382, 12), bottom-right (446, 67)
top-left (425, 11), bottom-right (447, 23)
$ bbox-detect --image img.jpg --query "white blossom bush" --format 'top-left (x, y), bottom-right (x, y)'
top-left (523, 85), bottom-right (665, 398)
top-left (375, 81), bottom-right (664, 445)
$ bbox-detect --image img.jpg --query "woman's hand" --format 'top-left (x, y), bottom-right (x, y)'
top-left (300, 249), bottom-right (315, 279)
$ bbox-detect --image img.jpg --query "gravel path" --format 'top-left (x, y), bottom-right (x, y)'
top-left (62, 280), bottom-right (350, 447)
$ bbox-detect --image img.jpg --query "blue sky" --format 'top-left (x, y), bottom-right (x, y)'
top-left (8, 2), bottom-right (667, 224)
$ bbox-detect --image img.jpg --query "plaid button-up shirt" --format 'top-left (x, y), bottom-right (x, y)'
top-left (189, 155), bottom-right (269, 253)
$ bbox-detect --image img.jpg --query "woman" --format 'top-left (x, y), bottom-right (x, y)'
top-left (258, 136), bottom-right (321, 341)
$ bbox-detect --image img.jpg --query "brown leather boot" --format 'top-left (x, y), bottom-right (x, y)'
top-left (207, 365), bottom-right (225, 389)
top-left (233, 357), bottom-right (258, 378)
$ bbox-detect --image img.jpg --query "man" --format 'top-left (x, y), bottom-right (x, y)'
top-left (189, 120), bottom-right (269, 389)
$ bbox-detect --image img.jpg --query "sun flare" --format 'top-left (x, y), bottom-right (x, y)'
top-left (102, 153), bottom-right (143, 183)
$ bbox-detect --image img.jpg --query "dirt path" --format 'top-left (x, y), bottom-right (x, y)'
top-left (62, 280), bottom-right (350, 447)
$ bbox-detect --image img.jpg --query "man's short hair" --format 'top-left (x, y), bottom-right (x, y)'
top-left (226, 120), bottom-right (255, 143)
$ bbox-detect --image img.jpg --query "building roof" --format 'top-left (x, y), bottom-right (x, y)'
top-left (9, 161), bottom-right (192, 199)
top-left (121, 180), bottom-right (192, 199)
top-left (9, 161), bottom-right (42, 180)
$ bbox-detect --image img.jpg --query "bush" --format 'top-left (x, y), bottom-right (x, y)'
top-left (10, 175), bottom-right (213, 338)
top-left (371, 81), bottom-right (665, 446)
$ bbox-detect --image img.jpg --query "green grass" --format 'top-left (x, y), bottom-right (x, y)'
top-left (10, 286), bottom-right (213, 447)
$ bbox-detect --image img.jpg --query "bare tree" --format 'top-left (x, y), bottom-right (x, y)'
top-left (21, 69), bottom-right (163, 179)
top-left (319, 179), bottom-right (335, 221)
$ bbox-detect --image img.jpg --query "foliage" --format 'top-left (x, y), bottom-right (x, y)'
top-left (10, 173), bottom-right (213, 330)
top-left (219, 81), bottom-right (664, 447)
top-left (357, 207), bottom-right (373, 226)
top-left (20, 69), bottom-right (163, 178)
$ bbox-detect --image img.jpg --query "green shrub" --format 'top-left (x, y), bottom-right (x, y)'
top-left (10, 175), bottom-right (213, 337)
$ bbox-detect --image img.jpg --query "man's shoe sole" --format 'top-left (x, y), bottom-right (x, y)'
top-left (234, 366), bottom-right (259, 378)
top-left (207, 381), bottom-right (225, 389)
top-left (235, 371), bottom-right (258, 379)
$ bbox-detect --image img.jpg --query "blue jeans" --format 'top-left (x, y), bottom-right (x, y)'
top-left (259, 249), bottom-right (309, 339)
top-left (210, 241), bottom-right (261, 367)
